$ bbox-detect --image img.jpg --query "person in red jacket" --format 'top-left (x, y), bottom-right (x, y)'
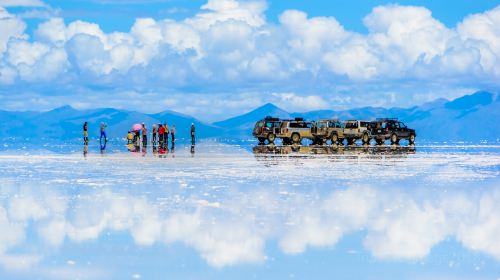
top-left (158, 124), bottom-right (165, 147)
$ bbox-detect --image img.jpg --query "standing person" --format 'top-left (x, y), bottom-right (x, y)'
top-left (142, 123), bottom-right (147, 146)
top-left (100, 122), bottom-right (107, 143)
top-left (83, 121), bottom-right (89, 143)
top-left (152, 124), bottom-right (157, 145)
top-left (164, 123), bottom-right (169, 146)
top-left (158, 124), bottom-right (165, 147)
top-left (171, 125), bottom-right (176, 144)
top-left (190, 123), bottom-right (195, 145)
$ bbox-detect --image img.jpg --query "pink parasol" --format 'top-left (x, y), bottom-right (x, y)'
top-left (132, 123), bottom-right (142, 131)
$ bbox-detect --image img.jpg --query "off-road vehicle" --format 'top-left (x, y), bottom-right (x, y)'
top-left (253, 116), bottom-right (282, 144)
top-left (311, 119), bottom-right (345, 145)
top-left (277, 118), bottom-right (314, 144)
top-left (370, 118), bottom-right (416, 144)
top-left (343, 120), bottom-right (372, 145)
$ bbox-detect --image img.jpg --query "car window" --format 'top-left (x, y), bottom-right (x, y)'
top-left (345, 122), bottom-right (358, 129)
top-left (306, 123), bottom-right (312, 128)
top-left (257, 121), bottom-right (264, 128)
top-left (399, 122), bottom-right (406, 128)
top-left (265, 122), bottom-right (273, 128)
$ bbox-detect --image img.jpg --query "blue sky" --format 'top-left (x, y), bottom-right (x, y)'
top-left (0, 0), bottom-right (499, 121)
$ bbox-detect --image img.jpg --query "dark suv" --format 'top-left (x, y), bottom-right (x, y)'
top-left (253, 116), bottom-right (282, 144)
top-left (370, 118), bottom-right (416, 144)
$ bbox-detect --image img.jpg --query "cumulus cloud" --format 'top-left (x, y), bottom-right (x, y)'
top-left (0, 0), bottom-right (499, 114)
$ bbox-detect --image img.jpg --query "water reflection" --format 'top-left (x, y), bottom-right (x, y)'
top-left (253, 144), bottom-right (416, 156)
top-left (0, 181), bottom-right (498, 272)
top-left (0, 144), bottom-right (499, 279)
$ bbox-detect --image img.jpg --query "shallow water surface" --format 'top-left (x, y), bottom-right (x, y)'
top-left (0, 142), bottom-right (499, 279)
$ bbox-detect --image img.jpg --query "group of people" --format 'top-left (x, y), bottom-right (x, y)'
top-left (128, 123), bottom-right (177, 147)
top-left (83, 121), bottom-right (196, 147)
top-left (127, 123), bottom-right (196, 146)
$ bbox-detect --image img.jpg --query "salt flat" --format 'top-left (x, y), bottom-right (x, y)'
top-left (0, 142), bottom-right (499, 280)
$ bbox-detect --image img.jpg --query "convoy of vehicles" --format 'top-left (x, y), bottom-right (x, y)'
top-left (253, 116), bottom-right (416, 146)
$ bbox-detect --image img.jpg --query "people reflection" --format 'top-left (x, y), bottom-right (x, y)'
top-left (190, 144), bottom-right (195, 157)
top-left (83, 142), bottom-right (88, 159)
top-left (152, 145), bottom-right (158, 158)
top-left (100, 140), bottom-right (107, 155)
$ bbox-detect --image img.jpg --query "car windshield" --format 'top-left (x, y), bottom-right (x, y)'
top-left (265, 122), bottom-right (273, 128)
top-left (316, 122), bottom-right (326, 128)
top-left (399, 122), bottom-right (407, 128)
top-left (256, 121), bottom-right (264, 128)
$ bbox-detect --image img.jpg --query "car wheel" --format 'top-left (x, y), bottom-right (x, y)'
top-left (390, 133), bottom-right (398, 144)
top-left (346, 138), bottom-right (354, 145)
top-left (376, 139), bottom-right (384, 145)
top-left (258, 137), bottom-right (265, 144)
top-left (338, 138), bottom-right (344, 145)
top-left (267, 133), bottom-right (276, 143)
top-left (362, 133), bottom-right (369, 144)
top-left (331, 133), bottom-right (338, 144)
top-left (409, 134), bottom-right (416, 144)
top-left (291, 133), bottom-right (301, 144)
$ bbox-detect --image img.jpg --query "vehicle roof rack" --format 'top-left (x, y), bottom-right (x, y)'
top-left (264, 116), bottom-right (280, 121)
top-left (294, 117), bottom-right (304, 121)
top-left (376, 118), bottom-right (398, 121)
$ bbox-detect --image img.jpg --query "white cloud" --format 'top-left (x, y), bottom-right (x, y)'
top-left (0, 1), bottom-right (499, 118)
top-left (0, 0), bottom-right (46, 7)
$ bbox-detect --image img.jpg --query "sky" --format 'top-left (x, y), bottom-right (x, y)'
top-left (0, 0), bottom-right (499, 121)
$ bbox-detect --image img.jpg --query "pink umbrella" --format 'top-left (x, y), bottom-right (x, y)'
top-left (132, 123), bottom-right (142, 132)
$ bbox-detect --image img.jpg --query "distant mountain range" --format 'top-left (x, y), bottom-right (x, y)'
top-left (0, 91), bottom-right (498, 142)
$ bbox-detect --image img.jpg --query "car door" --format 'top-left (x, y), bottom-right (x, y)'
top-left (398, 122), bottom-right (409, 137)
top-left (344, 121), bottom-right (358, 137)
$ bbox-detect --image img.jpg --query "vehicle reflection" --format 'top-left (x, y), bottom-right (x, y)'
top-left (253, 144), bottom-right (416, 157)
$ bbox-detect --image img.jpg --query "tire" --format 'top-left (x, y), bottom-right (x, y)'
top-left (376, 139), bottom-right (384, 145)
top-left (330, 133), bottom-right (338, 144)
top-left (291, 133), bottom-right (301, 144)
top-left (314, 138), bottom-right (324, 145)
top-left (283, 138), bottom-right (291, 145)
top-left (362, 133), bottom-right (370, 144)
top-left (267, 133), bottom-right (276, 143)
top-left (346, 138), bottom-right (354, 145)
top-left (258, 137), bottom-right (265, 144)
top-left (390, 133), bottom-right (398, 144)
top-left (338, 138), bottom-right (344, 145)
top-left (409, 134), bottom-right (416, 144)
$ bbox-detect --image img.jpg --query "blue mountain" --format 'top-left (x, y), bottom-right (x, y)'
top-left (0, 106), bottom-right (221, 141)
top-left (216, 91), bottom-right (499, 142)
top-left (0, 91), bottom-right (497, 142)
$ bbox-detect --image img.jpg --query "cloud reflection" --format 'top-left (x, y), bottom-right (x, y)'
top-left (0, 180), bottom-right (499, 270)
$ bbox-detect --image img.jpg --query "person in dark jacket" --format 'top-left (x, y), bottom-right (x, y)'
top-left (141, 123), bottom-right (147, 146)
top-left (171, 125), bottom-right (176, 144)
top-left (83, 122), bottom-right (89, 143)
top-left (152, 124), bottom-right (157, 145)
top-left (190, 123), bottom-right (195, 145)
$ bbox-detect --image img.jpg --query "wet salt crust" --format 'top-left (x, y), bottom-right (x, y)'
top-left (0, 143), bottom-right (499, 280)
